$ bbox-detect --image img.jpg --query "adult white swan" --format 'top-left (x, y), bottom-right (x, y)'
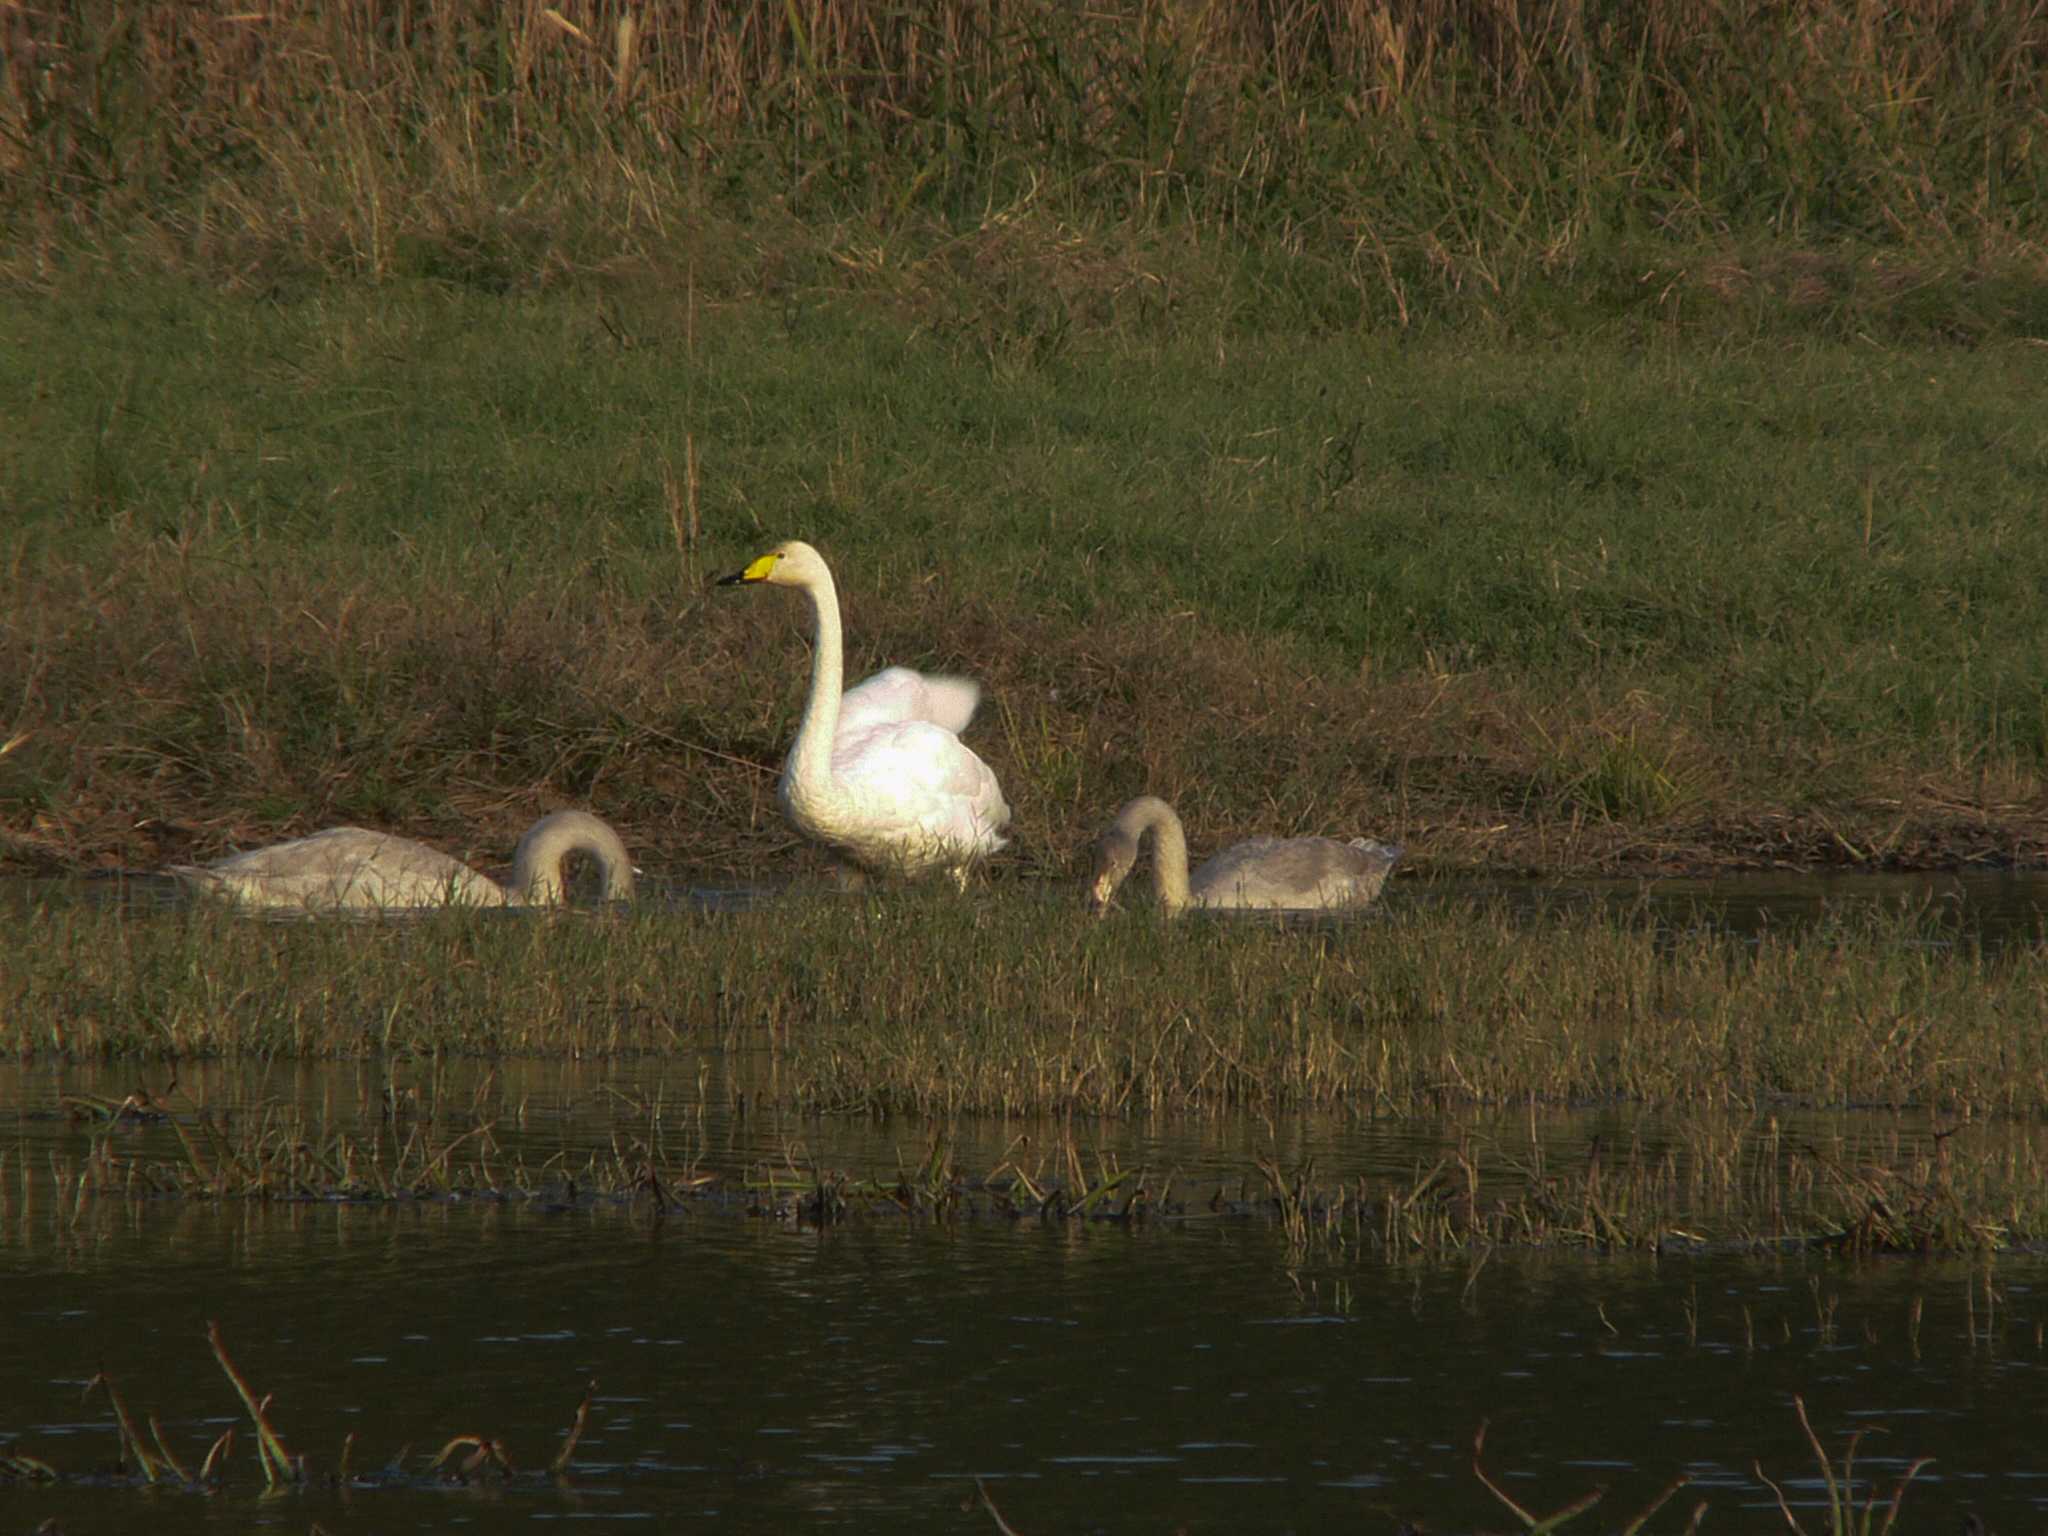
top-left (172, 809), bottom-right (636, 911)
top-left (718, 540), bottom-right (1011, 886)
top-left (1086, 795), bottom-right (1401, 916)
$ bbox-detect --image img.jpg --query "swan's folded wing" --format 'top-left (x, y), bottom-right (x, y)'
top-left (838, 666), bottom-right (984, 739)
top-left (832, 720), bottom-right (1011, 850)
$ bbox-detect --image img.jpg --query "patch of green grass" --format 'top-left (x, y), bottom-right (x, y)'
top-left (2, 278), bottom-right (2044, 876)
top-left (2, 6), bottom-right (2045, 875)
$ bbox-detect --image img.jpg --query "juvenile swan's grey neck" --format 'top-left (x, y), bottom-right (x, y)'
top-left (511, 810), bottom-right (635, 905)
top-left (1112, 795), bottom-right (1193, 912)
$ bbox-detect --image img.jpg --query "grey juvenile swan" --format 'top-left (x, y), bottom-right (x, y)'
top-left (718, 539), bottom-right (1011, 887)
top-left (1086, 795), bottom-right (1402, 916)
top-left (172, 809), bottom-right (635, 911)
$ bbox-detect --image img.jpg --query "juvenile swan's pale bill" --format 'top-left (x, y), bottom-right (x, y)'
top-left (172, 809), bottom-right (636, 911)
top-left (717, 540), bottom-right (1011, 886)
top-left (1086, 795), bottom-right (1401, 916)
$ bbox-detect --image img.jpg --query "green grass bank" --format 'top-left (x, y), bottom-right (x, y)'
top-left (3, 1), bottom-right (2045, 879)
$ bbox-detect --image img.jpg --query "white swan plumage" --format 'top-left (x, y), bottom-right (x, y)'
top-left (1087, 795), bottom-right (1401, 915)
top-left (172, 809), bottom-right (635, 911)
top-left (719, 540), bottom-right (1010, 885)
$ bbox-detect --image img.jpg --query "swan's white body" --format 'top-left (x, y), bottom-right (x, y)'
top-left (720, 541), bottom-right (1011, 884)
top-left (1087, 795), bottom-right (1401, 915)
top-left (172, 809), bottom-right (635, 911)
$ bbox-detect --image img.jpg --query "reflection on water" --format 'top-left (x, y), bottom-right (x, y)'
top-left (1, 1063), bottom-right (2045, 1532)
top-left (4, 1057), bottom-right (2011, 1231)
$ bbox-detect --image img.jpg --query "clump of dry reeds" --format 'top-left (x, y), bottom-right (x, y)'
top-left (22, 1323), bottom-right (598, 1492)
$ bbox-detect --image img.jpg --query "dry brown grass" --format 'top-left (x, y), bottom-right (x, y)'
top-left (6, 0), bottom-right (2042, 301)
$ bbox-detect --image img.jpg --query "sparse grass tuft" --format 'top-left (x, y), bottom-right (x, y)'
top-left (1753, 1395), bottom-right (1933, 1536)
top-left (21, 1324), bottom-right (599, 1494)
top-left (1472, 1417), bottom-right (1698, 1533)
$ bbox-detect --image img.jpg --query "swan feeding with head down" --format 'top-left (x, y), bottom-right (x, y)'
top-left (172, 809), bottom-right (636, 911)
top-left (1086, 795), bottom-right (1402, 916)
top-left (718, 540), bottom-right (1011, 886)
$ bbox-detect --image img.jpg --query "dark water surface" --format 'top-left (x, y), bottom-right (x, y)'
top-left (5, 871), bottom-right (2044, 1529)
top-left (4, 1064), bottom-right (2046, 1534)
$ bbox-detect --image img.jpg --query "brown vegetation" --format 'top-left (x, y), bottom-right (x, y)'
top-left (7, 0), bottom-right (2042, 302)
top-left (6, 542), bottom-right (2041, 879)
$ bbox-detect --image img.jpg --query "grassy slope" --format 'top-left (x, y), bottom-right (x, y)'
top-left (3, 274), bottom-right (2044, 878)
top-left (4, 1), bottom-right (2046, 876)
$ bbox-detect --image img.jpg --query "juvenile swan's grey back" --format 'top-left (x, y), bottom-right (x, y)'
top-left (174, 810), bottom-right (636, 912)
top-left (172, 827), bottom-right (507, 911)
top-left (1086, 795), bottom-right (1402, 916)
top-left (1189, 834), bottom-right (1402, 910)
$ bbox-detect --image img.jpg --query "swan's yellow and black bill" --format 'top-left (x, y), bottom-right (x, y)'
top-left (717, 552), bottom-right (782, 586)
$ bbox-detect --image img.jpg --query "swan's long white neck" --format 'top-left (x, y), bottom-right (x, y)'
top-left (1119, 796), bottom-right (1192, 912)
top-left (784, 565), bottom-right (845, 806)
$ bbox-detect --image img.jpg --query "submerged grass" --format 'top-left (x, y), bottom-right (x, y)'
top-left (1267, 1115), bottom-right (2048, 1258)
top-left (16, 886), bottom-right (2048, 1264)
top-left (1469, 1418), bottom-right (1698, 1533)
top-left (1752, 1397), bottom-right (1931, 1536)
top-left (24, 1075), bottom-right (2048, 1257)
top-left (8, 1324), bottom-right (597, 1493)
top-left (970, 1396), bottom-right (1926, 1535)
top-left (9, 1329), bottom-right (1931, 1530)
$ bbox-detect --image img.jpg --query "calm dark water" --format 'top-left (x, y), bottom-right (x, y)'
top-left (3, 1065), bottom-right (2045, 1533)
